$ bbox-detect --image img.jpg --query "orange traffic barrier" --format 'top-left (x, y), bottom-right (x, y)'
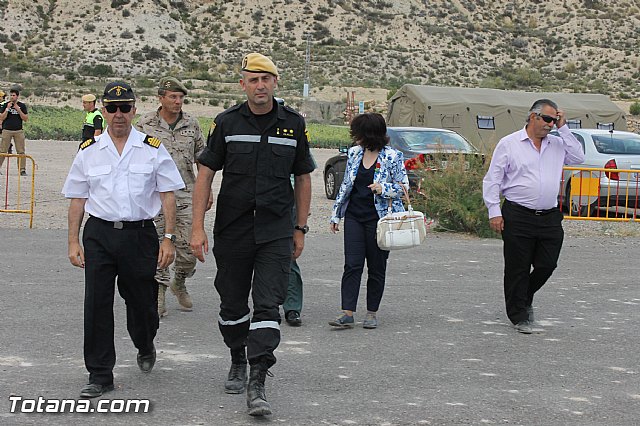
top-left (559, 166), bottom-right (640, 222)
top-left (1, 153), bottom-right (36, 228)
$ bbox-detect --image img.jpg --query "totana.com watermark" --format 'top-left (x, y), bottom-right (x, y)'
top-left (8, 396), bottom-right (151, 413)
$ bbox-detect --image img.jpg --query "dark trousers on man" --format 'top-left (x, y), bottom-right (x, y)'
top-left (501, 200), bottom-right (564, 324)
top-left (213, 233), bottom-right (291, 369)
top-left (341, 216), bottom-right (389, 312)
top-left (283, 259), bottom-right (303, 314)
top-left (82, 216), bottom-right (159, 386)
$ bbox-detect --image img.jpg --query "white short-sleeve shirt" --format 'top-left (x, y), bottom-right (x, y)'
top-left (62, 126), bottom-right (185, 221)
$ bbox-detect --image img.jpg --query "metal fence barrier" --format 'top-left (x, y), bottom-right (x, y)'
top-left (1, 153), bottom-right (36, 228)
top-left (559, 166), bottom-right (639, 222)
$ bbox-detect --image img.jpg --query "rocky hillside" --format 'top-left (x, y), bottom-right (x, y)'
top-left (1, 0), bottom-right (639, 104)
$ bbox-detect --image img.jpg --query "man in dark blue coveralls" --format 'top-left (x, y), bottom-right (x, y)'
top-left (190, 52), bottom-right (315, 417)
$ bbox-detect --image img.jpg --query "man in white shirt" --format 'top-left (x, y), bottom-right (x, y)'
top-left (62, 81), bottom-right (184, 398)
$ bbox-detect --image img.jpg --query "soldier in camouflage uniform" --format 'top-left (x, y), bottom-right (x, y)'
top-left (135, 77), bottom-right (212, 317)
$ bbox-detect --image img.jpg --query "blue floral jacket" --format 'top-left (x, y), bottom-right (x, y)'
top-left (330, 145), bottom-right (409, 224)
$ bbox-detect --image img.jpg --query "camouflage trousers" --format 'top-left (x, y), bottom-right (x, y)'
top-left (154, 201), bottom-right (197, 288)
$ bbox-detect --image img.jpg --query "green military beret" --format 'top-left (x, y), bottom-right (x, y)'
top-left (159, 77), bottom-right (188, 95)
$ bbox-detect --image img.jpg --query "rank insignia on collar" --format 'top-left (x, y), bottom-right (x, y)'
top-left (144, 135), bottom-right (161, 148)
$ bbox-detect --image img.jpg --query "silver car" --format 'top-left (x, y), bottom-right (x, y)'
top-left (560, 129), bottom-right (640, 217)
top-left (323, 127), bottom-right (481, 199)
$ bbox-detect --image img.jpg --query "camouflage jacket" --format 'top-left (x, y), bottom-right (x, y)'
top-left (135, 108), bottom-right (205, 198)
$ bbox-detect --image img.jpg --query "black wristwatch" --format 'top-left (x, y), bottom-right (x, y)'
top-left (164, 233), bottom-right (176, 243)
top-left (294, 224), bottom-right (309, 234)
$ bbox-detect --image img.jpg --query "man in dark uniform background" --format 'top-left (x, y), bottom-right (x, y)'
top-left (63, 81), bottom-right (184, 398)
top-left (191, 52), bottom-right (315, 417)
top-left (81, 93), bottom-right (104, 141)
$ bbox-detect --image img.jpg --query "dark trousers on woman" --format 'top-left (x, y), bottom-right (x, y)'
top-left (501, 200), bottom-right (564, 324)
top-left (341, 216), bottom-right (389, 312)
top-left (82, 216), bottom-right (160, 386)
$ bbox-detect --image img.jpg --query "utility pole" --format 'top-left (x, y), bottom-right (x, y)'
top-left (303, 33), bottom-right (311, 98)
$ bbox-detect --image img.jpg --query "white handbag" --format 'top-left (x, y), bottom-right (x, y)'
top-left (376, 186), bottom-right (427, 250)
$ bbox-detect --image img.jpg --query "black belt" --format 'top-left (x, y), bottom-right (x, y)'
top-left (90, 215), bottom-right (155, 229)
top-left (505, 200), bottom-right (557, 216)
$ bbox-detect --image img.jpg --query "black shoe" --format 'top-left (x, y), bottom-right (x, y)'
top-left (515, 320), bottom-right (532, 334)
top-left (247, 366), bottom-right (273, 416)
top-left (20, 170), bottom-right (26, 176)
top-left (285, 310), bottom-right (302, 326)
top-left (137, 348), bottom-right (156, 373)
top-left (225, 363), bottom-right (248, 394)
top-left (79, 383), bottom-right (114, 398)
top-left (526, 305), bottom-right (535, 323)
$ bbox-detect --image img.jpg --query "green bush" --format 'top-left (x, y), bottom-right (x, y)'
top-left (26, 106), bottom-right (85, 140)
top-left (306, 123), bottom-right (350, 149)
top-left (78, 64), bottom-right (114, 77)
top-left (630, 102), bottom-right (640, 116)
top-left (411, 153), bottom-right (496, 238)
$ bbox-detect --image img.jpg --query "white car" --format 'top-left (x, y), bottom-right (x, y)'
top-left (560, 129), bottom-right (640, 216)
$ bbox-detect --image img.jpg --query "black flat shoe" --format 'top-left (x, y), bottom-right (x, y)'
top-left (137, 348), bottom-right (156, 373)
top-left (285, 310), bottom-right (302, 326)
top-left (79, 383), bottom-right (114, 398)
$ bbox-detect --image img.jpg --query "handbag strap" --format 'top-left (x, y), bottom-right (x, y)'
top-left (386, 183), bottom-right (412, 214)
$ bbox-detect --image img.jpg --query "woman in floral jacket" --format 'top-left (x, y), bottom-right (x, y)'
top-left (329, 113), bottom-right (409, 329)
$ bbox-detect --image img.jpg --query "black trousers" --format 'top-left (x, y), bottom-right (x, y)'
top-left (501, 200), bottom-right (564, 324)
top-left (341, 216), bottom-right (390, 312)
top-left (213, 233), bottom-right (291, 369)
top-left (82, 217), bottom-right (159, 385)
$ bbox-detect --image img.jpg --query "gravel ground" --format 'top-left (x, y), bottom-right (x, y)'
top-left (2, 139), bottom-right (639, 238)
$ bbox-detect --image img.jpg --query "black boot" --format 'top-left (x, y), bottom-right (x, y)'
top-left (224, 347), bottom-right (247, 394)
top-left (246, 365), bottom-right (272, 416)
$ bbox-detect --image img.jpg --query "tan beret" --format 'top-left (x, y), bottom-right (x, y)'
top-left (241, 53), bottom-right (278, 77)
top-left (159, 76), bottom-right (187, 95)
top-left (82, 94), bottom-right (96, 102)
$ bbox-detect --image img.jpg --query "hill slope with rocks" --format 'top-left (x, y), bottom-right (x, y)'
top-left (1, 0), bottom-right (639, 113)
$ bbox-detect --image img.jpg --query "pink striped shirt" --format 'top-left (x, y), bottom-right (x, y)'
top-left (483, 126), bottom-right (584, 218)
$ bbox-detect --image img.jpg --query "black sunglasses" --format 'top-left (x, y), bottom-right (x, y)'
top-left (104, 104), bottom-right (133, 113)
top-left (537, 113), bottom-right (558, 124)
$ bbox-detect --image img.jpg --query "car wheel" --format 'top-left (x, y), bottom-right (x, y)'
top-left (324, 167), bottom-right (338, 200)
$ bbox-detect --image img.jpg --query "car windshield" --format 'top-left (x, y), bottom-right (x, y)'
top-left (390, 130), bottom-right (475, 153)
top-left (592, 134), bottom-right (640, 155)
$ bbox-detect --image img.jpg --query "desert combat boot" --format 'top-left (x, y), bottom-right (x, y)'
top-left (170, 276), bottom-right (192, 310)
top-left (157, 285), bottom-right (167, 318)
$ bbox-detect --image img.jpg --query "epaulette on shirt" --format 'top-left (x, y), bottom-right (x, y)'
top-left (79, 138), bottom-right (97, 150)
top-left (283, 104), bottom-right (304, 118)
top-left (143, 135), bottom-right (161, 148)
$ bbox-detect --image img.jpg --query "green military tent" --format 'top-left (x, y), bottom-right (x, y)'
top-left (387, 85), bottom-right (627, 152)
